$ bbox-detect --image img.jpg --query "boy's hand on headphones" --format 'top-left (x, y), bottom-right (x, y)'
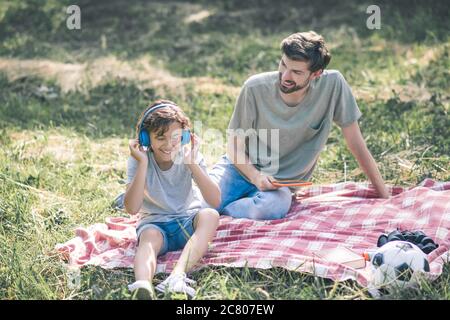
top-left (129, 139), bottom-right (148, 163)
top-left (183, 133), bottom-right (200, 165)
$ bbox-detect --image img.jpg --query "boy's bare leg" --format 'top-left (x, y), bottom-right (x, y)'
top-left (134, 228), bottom-right (163, 281)
top-left (172, 208), bottom-right (219, 275)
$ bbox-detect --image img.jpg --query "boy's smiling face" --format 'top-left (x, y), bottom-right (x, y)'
top-left (150, 121), bottom-right (183, 165)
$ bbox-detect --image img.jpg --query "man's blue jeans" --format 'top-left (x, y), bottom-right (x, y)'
top-left (208, 155), bottom-right (293, 220)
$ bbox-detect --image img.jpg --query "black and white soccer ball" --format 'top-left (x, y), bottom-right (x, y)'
top-left (369, 240), bottom-right (430, 289)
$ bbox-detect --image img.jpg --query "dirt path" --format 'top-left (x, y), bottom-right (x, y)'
top-left (0, 55), bottom-right (240, 97)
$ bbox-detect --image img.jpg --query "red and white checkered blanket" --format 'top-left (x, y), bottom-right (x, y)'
top-left (56, 179), bottom-right (450, 286)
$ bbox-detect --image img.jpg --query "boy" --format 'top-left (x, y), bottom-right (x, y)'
top-left (125, 100), bottom-right (221, 299)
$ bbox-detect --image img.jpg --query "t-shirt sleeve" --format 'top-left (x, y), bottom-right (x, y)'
top-left (126, 156), bottom-right (138, 184)
top-left (332, 72), bottom-right (362, 128)
top-left (227, 85), bottom-right (256, 131)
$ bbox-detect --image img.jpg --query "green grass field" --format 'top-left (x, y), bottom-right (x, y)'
top-left (0, 0), bottom-right (449, 300)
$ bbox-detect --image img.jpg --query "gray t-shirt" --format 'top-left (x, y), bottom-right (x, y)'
top-left (228, 69), bottom-right (362, 181)
top-left (126, 151), bottom-right (207, 223)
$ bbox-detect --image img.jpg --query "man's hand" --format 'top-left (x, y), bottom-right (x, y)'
top-left (129, 139), bottom-right (148, 163)
top-left (251, 173), bottom-right (279, 191)
top-left (377, 188), bottom-right (390, 199)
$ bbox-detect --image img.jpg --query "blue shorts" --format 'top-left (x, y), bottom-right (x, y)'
top-left (136, 214), bottom-right (197, 256)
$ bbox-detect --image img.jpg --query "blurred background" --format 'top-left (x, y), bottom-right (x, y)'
top-left (0, 0), bottom-right (449, 299)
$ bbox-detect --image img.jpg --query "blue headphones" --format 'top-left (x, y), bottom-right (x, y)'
top-left (138, 103), bottom-right (191, 150)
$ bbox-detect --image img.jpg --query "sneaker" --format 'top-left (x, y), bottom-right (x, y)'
top-left (112, 193), bottom-right (125, 210)
top-left (128, 280), bottom-right (155, 300)
top-left (155, 273), bottom-right (197, 298)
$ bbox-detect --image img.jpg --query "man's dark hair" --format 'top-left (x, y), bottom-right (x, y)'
top-left (281, 31), bottom-right (331, 72)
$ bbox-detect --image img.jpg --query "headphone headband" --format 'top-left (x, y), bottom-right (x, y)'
top-left (139, 103), bottom-right (178, 130)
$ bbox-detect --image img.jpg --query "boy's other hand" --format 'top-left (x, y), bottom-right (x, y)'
top-left (183, 133), bottom-right (200, 164)
top-left (129, 139), bottom-right (148, 163)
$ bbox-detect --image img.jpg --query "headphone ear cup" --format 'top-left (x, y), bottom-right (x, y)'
top-left (139, 129), bottom-right (151, 148)
top-left (181, 129), bottom-right (191, 146)
top-left (377, 234), bottom-right (388, 247)
top-left (387, 230), bottom-right (404, 242)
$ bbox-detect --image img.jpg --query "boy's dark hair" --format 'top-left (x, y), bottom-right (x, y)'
top-left (280, 31), bottom-right (331, 72)
top-left (136, 99), bottom-right (190, 138)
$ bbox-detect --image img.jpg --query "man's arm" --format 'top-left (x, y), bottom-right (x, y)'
top-left (342, 122), bottom-right (389, 198)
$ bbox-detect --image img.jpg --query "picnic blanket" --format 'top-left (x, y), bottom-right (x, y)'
top-left (55, 179), bottom-right (450, 287)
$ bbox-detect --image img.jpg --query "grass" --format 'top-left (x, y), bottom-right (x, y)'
top-left (0, 0), bottom-right (449, 300)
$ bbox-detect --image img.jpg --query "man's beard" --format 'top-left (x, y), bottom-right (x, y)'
top-left (278, 72), bottom-right (310, 94)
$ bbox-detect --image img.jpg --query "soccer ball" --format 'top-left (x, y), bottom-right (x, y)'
top-left (369, 240), bottom-right (430, 289)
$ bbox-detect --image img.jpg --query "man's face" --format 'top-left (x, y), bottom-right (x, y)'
top-left (278, 55), bottom-right (314, 94)
top-left (150, 122), bottom-right (183, 162)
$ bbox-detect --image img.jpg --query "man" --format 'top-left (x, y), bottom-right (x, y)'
top-left (208, 30), bottom-right (389, 220)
